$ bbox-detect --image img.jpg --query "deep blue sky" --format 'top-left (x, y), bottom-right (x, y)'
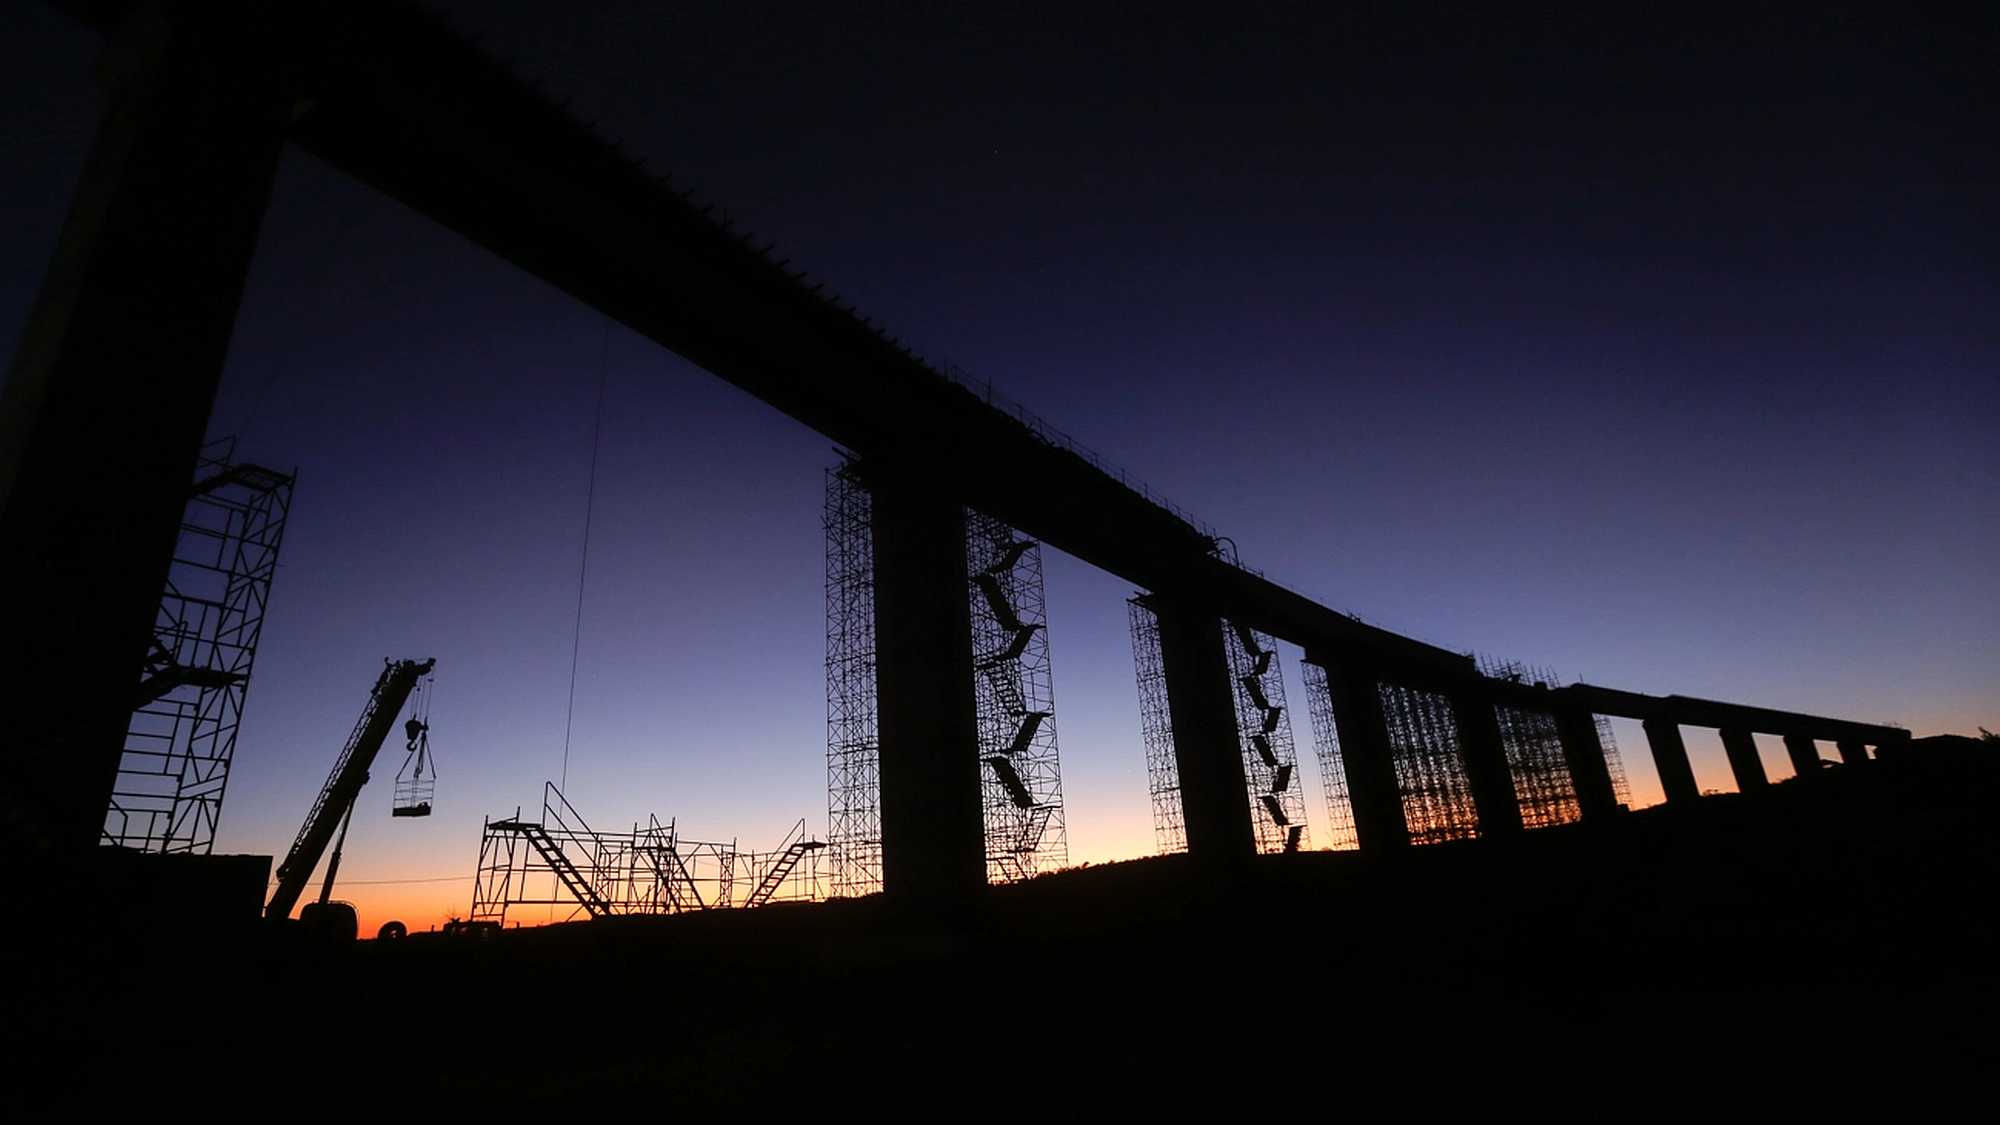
top-left (5, 4), bottom-right (1993, 924)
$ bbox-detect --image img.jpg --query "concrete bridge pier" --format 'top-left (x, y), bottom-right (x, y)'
top-left (1835, 739), bottom-right (1869, 766)
top-left (1450, 687), bottom-right (1523, 836)
top-left (1719, 727), bottom-right (1770, 793)
top-left (1644, 718), bottom-right (1702, 804)
top-left (1552, 707), bottom-right (1622, 819)
top-left (868, 471), bottom-right (987, 903)
top-left (1149, 595), bottom-right (1257, 861)
top-left (1, 9), bottom-right (291, 851)
top-left (1783, 733), bottom-right (1823, 778)
top-left (1311, 656), bottom-right (1408, 850)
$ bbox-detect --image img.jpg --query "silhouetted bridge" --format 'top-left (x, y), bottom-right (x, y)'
top-left (5, 2), bottom-right (1908, 903)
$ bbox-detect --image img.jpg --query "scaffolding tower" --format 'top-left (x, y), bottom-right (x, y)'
top-left (1480, 658), bottom-right (1582, 829)
top-left (470, 782), bottom-right (823, 925)
top-left (1129, 599), bottom-right (1309, 854)
top-left (824, 463), bottom-right (881, 896)
top-left (1598, 714), bottom-right (1634, 809)
top-left (1299, 660), bottom-right (1359, 851)
top-left (1494, 703), bottom-right (1579, 828)
top-left (966, 510), bottom-right (1069, 881)
top-left (825, 461), bottom-right (1075, 890)
top-left (103, 439), bottom-right (294, 853)
top-left (1379, 682), bottom-right (1480, 844)
top-left (1128, 598), bottom-right (1185, 854)
top-left (1477, 657), bottom-right (1635, 815)
top-left (1225, 621), bottom-right (1310, 853)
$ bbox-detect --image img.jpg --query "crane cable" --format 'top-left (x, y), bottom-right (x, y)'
top-left (561, 323), bottom-right (612, 792)
top-left (412, 672), bottom-right (435, 782)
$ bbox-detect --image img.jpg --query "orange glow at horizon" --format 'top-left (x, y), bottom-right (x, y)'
top-left (333, 818), bottom-right (1174, 937)
top-left (316, 707), bottom-right (1987, 939)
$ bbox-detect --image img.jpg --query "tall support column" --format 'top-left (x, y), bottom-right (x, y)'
top-left (1719, 727), bottom-right (1769, 792)
top-left (1783, 734), bottom-right (1822, 778)
top-left (1643, 719), bottom-right (1701, 805)
top-left (1450, 687), bottom-right (1523, 836)
top-left (869, 473), bottom-right (986, 903)
top-left (1, 9), bottom-right (292, 851)
top-left (1553, 707), bottom-right (1621, 820)
top-left (1834, 740), bottom-right (1868, 766)
top-left (1315, 656), bottom-right (1407, 850)
top-left (1150, 596), bottom-right (1256, 860)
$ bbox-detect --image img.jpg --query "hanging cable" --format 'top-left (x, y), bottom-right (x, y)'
top-left (415, 672), bottom-right (436, 784)
top-left (561, 322), bottom-right (612, 791)
top-left (393, 671), bottom-right (437, 817)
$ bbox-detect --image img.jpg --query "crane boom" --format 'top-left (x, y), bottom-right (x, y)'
top-left (266, 658), bottom-right (435, 920)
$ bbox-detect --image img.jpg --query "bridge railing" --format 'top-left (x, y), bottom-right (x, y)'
top-left (936, 360), bottom-right (1220, 542)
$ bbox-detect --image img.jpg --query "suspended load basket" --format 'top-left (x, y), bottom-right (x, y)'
top-left (393, 680), bottom-right (436, 817)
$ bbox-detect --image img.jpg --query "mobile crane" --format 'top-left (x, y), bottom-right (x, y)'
top-left (266, 657), bottom-right (435, 941)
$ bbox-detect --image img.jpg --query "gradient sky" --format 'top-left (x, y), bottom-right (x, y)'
top-left (5, 5), bottom-right (1994, 932)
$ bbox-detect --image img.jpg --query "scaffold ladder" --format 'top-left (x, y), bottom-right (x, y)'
top-left (744, 820), bottom-right (825, 908)
top-left (638, 816), bottom-right (705, 911)
top-left (497, 819), bottom-right (613, 918)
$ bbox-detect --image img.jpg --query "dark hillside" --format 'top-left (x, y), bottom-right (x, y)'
top-left (19, 742), bottom-right (1998, 1111)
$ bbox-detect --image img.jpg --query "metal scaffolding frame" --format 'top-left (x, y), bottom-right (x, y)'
top-left (1129, 600), bottom-right (1307, 854)
top-left (1299, 660), bottom-right (1359, 851)
top-left (1477, 656), bottom-right (1637, 815)
top-left (824, 462), bottom-right (882, 897)
top-left (1480, 658), bottom-right (1581, 829)
top-left (470, 782), bottom-right (823, 925)
top-left (1128, 598), bottom-right (1186, 854)
top-left (103, 439), bottom-right (294, 853)
top-left (825, 461), bottom-right (1074, 889)
top-left (1225, 621), bottom-right (1310, 853)
top-left (1494, 703), bottom-right (1580, 828)
top-left (966, 510), bottom-right (1069, 882)
top-left (1379, 681), bottom-right (1480, 845)
top-left (1598, 714), bottom-right (1634, 809)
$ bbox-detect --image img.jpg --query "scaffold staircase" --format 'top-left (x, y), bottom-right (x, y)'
top-left (1225, 615), bottom-right (1311, 853)
top-left (743, 820), bottom-right (824, 908)
top-left (491, 817), bottom-right (612, 918)
top-left (989, 806), bottom-right (1055, 883)
top-left (638, 815), bottom-right (705, 911)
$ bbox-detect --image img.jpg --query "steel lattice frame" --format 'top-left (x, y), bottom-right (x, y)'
top-left (825, 462), bottom-right (1075, 889)
top-left (1127, 598), bottom-right (1186, 854)
top-left (1597, 715), bottom-right (1633, 808)
top-left (1479, 659), bottom-right (1581, 829)
top-left (966, 510), bottom-right (1069, 882)
top-left (1378, 682), bottom-right (1480, 844)
top-left (1299, 661), bottom-right (1359, 851)
top-left (470, 784), bottom-right (821, 924)
top-left (1224, 622), bottom-right (1310, 853)
top-left (1494, 703), bottom-right (1581, 828)
top-left (103, 441), bottom-right (294, 853)
top-left (1476, 656), bottom-right (1637, 814)
top-left (824, 463), bottom-right (882, 897)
